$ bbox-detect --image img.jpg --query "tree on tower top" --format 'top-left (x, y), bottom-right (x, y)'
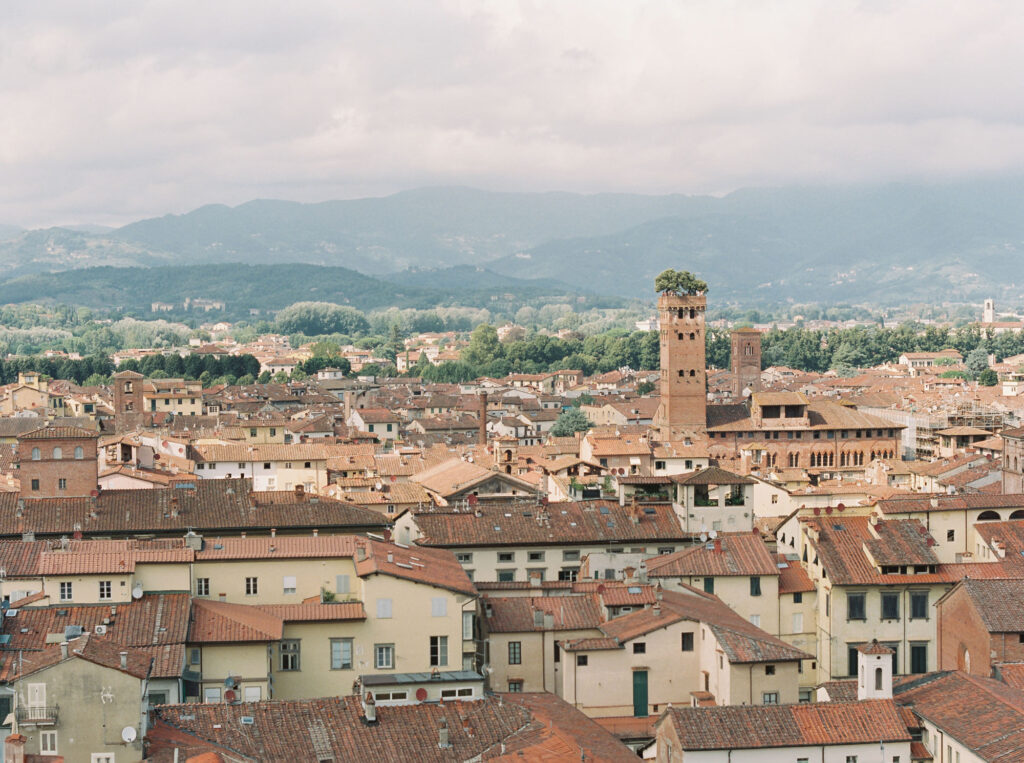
top-left (655, 269), bottom-right (708, 296)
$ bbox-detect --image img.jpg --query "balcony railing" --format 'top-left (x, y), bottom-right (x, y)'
top-left (16, 705), bottom-right (58, 725)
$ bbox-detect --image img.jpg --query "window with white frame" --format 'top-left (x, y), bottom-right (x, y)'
top-left (243, 686), bottom-right (261, 702)
top-left (59, 582), bottom-right (72, 601)
top-left (204, 687), bottom-right (221, 703)
top-left (40, 731), bottom-right (58, 754)
top-left (245, 577), bottom-right (258, 596)
top-left (375, 643), bottom-right (395, 669)
top-left (98, 580), bottom-right (111, 600)
top-left (196, 578), bottom-right (210, 596)
top-left (282, 576), bottom-right (297, 595)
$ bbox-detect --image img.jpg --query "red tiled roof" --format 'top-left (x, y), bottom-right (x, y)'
top-left (189, 599), bottom-right (284, 643)
top-left (660, 699), bottom-right (910, 750)
top-left (877, 492), bottom-right (1024, 515)
top-left (776, 555), bottom-right (815, 594)
top-left (0, 479), bottom-right (388, 538)
top-left (646, 532), bottom-right (778, 578)
top-left (894, 671), bottom-right (1024, 759)
top-left (483, 595), bottom-right (603, 633)
top-left (256, 602), bottom-right (365, 622)
top-left (356, 540), bottom-right (477, 597)
top-left (147, 694), bottom-right (635, 762)
top-left (410, 500), bottom-right (686, 548)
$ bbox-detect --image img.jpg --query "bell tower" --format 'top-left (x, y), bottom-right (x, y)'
top-left (654, 291), bottom-right (707, 440)
top-left (731, 328), bottom-right (762, 399)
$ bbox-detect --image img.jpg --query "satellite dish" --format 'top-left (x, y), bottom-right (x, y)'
top-left (121, 726), bottom-right (137, 743)
top-left (224, 675), bottom-right (236, 688)
top-left (131, 584), bottom-right (143, 600)
top-left (699, 533), bottom-right (708, 543)
top-left (709, 530), bottom-right (718, 539)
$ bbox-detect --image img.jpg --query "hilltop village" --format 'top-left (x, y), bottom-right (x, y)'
top-left (0, 276), bottom-right (1023, 761)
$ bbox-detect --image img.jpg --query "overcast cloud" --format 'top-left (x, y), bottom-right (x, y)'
top-left (2, 0), bottom-right (1024, 227)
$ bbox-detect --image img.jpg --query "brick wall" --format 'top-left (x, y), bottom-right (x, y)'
top-left (937, 584), bottom-right (996, 676)
top-left (18, 435), bottom-right (99, 498)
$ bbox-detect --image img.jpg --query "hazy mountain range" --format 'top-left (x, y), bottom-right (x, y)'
top-left (2, 180), bottom-right (1024, 310)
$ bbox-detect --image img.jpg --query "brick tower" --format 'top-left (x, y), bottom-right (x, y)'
top-left (654, 292), bottom-right (707, 440)
top-left (113, 370), bottom-right (144, 432)
top-left (730, 328), bottom-right (762, 399)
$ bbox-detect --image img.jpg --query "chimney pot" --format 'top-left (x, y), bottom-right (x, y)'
top-left (119, 651), bottom-right (128, 669)
top-left (60, 641), bottom-right (68, 659)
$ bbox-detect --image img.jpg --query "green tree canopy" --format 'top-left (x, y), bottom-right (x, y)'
top-left (654, 269), bottom-right (708, 296)
top-left (550, 407), bottom-right (592, 437)
top-left (978, 368), bottom-right (999, 386)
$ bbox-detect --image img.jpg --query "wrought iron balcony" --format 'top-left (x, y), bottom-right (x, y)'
top-left (16, 704), bottom-right (58, 725)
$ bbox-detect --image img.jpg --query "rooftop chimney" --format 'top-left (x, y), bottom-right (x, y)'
top-left (119, 651), bottom-right (128, 669)
top-left (529, 570), bottom-right (543, 588)
top-left (362, 691), bottom-right (378, 725)
top-left (60, 641), bottom-right (68, 659)
top-left (438, 718), bottom-right (451, 749)
top-left (4, 733), bottom-right (26, 763)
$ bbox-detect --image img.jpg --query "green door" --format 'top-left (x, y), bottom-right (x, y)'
top-left (632, 670), bottom-right (648, 717)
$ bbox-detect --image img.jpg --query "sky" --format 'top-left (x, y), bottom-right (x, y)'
top-left (2, 0), bottom-right (1024, 228)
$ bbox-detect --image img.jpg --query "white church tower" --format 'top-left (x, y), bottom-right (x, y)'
top-left (857, 640), bottom-right (893, 701)
top-left (983, 298), bottom-right (995, 324)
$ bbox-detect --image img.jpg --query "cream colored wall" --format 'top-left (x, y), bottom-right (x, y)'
top-left (420, 543), bottom-right (681, 583)
top-left (135, 562), bottom-right (190, 593)
top-left (659, 742), bottom-right (912, 763)
top-left (559, 621), bottom-right (703, 717)
top-left (778, 590), bottom-right (818, 687)
top-left (20, 657), bottom-right (143, 763)
top-left (269, 578), bottom-right (474, 700)
top-left (198, 643), bottom-right (270, 702)
top-left (657, 576), bottom-right (780, 635)
top-left (191, 557), bottom-right (361, 605)
top-left (488, 628), bottom-right (599, 694)
top-left (820, 583), bottom-right (942, 680)
top-left (42, 573), bottom-right (135, 605)
top-left (727, 660), bottom-right (799, 706)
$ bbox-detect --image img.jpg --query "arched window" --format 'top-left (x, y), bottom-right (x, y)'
top-left (52, 447), bottom-right (62, 460)
top-left (74, 446), bottom-right (84, 460)
top-left (978, 510), bottom-right (1001, 521)
top-left (31, 447), bottom-right (40, 461)
top-left (1010, 510), bottom-right (1024, 520)
top-left (874, 667), bottom-right (883, 691)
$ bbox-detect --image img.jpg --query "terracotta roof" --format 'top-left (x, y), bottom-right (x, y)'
top-left (256, 602), bottom-right (366, 622)
top-left (0, 593), bottom-right (190, 681)
top-left (19, 424), bottom-right (99, 440)
top-left (148, 694), bottom-right (635, 762)
top-left (859, 639), bottom-right (894, 655)
top-left (194, 535), bottom-right (360, 561)
top-left (776, 555), bottom-right (815, 594)
top-left (192, 443), bottom-right (338, 463)
top-left (706, 399), bottom-right (904, 433)
top-left (0, 479), bottom-right (387, 538)
top-left (356, 540), bottom-right (477, 597)
top-left (995, 662), bottom-right (1024, 691)
top-left (495, 692), bottom-right (638, 762)
top-left (189, 599), bottom-right (284, 643)
top-left (894, 671), bottom-right (1024, 760)
top-left (646, 532), bottom-right (778, 578)
top-left (660, 699), bottom-right (910, 750)
top-left (410, 500), bottom-right (686, 549)
top-left (483, 595), bottom-right (603, 633)
top-left (670, 466), bottom-right (754, 486)
top-left (953, 579), bottom-right (1024, 633)
top-left (876, 493), bottom-right (1024, 515)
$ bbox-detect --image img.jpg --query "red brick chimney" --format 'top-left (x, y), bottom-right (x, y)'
top-left (4, 733), bottom-right (26, 763)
